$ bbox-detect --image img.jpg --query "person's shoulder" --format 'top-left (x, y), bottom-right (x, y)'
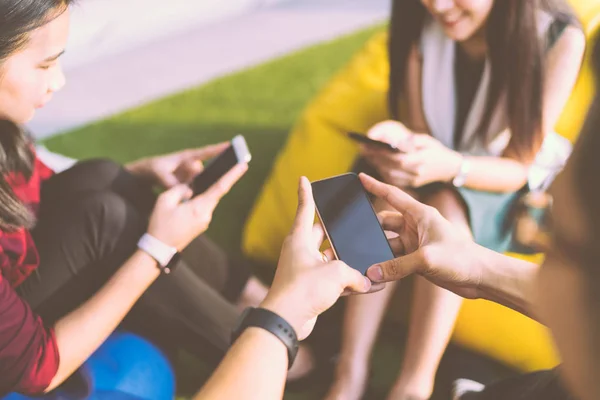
top-left (553, 24), bottom-right (586, 59)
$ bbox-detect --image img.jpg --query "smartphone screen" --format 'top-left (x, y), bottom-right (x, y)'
top-left (312, 173), bottom-right (395, 275)
top-left (191, 145), bottom-right (237, 196)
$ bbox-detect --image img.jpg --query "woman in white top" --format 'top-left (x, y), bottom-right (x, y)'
top-left (325, 1), bottom-right (586, 399)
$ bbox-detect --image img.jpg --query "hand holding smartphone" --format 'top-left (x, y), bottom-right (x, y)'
top-left (191, 135), bottom-right (251, 196)
top-left (347, 132), bottom-right (403, 153)
top-left (311, 173), bottom-right (394, 275)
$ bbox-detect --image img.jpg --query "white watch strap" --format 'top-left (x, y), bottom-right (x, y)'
top-left (452, 157), bottom-right (471, 187)
top-left (137, 233), bottom-right (178, 268)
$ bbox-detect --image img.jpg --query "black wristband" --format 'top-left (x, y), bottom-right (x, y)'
top-left (231, 307), bottom-right (299, 369)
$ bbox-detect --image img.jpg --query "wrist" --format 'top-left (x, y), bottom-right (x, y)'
top-left (451, 153), bottom-right (470, 187)
top-left (260, 295), bottom-right (304, 335)
top-left (137, 233), bottom-right (181, 274)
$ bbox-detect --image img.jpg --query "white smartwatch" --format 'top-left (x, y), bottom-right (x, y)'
top-left (452, 156), bottom-right (471, 188)
top-left (137, 233), bottom-right (180, 274)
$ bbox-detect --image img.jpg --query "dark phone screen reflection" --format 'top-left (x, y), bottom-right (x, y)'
top-left (312, 174), bottom-right (394, 275)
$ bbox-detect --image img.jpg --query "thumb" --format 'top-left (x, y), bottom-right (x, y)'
top-left (327, 261), bottom-right (372, 294)
top-left (366, 251), bottom-right (425, 283)
top-left (158, 173), bottom-right (181, 189)
top-left (158, 184), bottom-right (193, 207)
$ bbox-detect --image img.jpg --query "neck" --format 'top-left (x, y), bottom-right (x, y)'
top-left (459, 27), bottom-right (487, 61)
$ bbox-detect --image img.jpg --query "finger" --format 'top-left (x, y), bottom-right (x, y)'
top-left (366, 121), bottom-right (409, 145)
top-left (411, 134), bottom-right (439, 149)
top-left (366, 123), bottom-right (394, 142)
top-left (366, 251), bottom-right (425, 283)
top-left (385, 230), bottom-right (399, 240)
top-left (397, 153), bottom-right (424, 173)
top-left (291, 176), bottom-right (316, 237)
top-left (387, 237), bottom-right (406, 256)
top-left (341, 282), bottom-right (386, 296)
top-left (157, 184), bottom-right (193, 207)
top-left (311, 223), bottom-right (326, 248)
top-left (323, 247), bottom-right (335, 262)
top-left (378, 211), bottom-right (405, 232)
top-left (186, 142), bottom-right (231, 161)
top-left (175, 159), bottom-right (205, 183)
top-left (328, 261), bottom-right (372, 294)
top-left (193, 163), bottom-right (248, 209)
top-left (385, 170), bottom-right (419, 187)
top-left (157, 173), bottom-right (181, 189)
top-left (359, 173), bottom-right (422, 214)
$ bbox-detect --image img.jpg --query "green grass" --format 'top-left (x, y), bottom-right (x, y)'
top-left (43, 25), bottom-right (514, 399)
top-left (44, 25), bottom-right (383, 257)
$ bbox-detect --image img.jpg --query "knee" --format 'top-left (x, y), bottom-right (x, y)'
top-left (76, 159), bottom-right (122, 180)
top-left (77, 191), bottom-right (146, 255)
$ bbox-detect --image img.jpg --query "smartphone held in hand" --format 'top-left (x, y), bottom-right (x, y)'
top-left (311, 173), bottom-right (394, 275)
top-left (191, 135), bottom-right (251, 196)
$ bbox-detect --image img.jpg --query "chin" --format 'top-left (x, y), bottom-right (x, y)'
top-left (446, 28), bottom-right (477, 42)
top-left (19, 110), bottom-right (36, 124)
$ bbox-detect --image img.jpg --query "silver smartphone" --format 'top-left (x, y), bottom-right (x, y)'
top-left (191, 135), bottom-right (251, 196)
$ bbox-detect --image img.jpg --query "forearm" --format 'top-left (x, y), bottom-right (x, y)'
top-left (48, 250), bottom-right (160, 391)
top-left (195, 328), bottom-right (288, 400)
top-left (463, 156), bottom-right (528, 193)
top-left (472, 244), bottom-right (539, 320)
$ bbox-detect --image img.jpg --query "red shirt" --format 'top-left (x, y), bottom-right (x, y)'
top-left (0, 156), bottom-right (61, 395)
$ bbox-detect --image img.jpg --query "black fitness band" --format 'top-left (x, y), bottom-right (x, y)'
top-left (231, 307), bottom-right (299, 369)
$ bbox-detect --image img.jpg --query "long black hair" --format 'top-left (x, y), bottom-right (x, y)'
top-left (0, 0), bottom-right (74, 231)
top-left (387, 0), bottom-right (579, 162)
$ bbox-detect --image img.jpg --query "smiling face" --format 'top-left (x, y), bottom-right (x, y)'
top-left (420, 0), bottom-right (494, 42)
top-left (0, 7), bottom-right (70, 124)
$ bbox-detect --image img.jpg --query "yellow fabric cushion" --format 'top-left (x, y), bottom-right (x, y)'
top-left (244, 31), bottom-right (390, 263)
top-left (243, 3), bottom-right (599, 372)
top-left (555, 1), bottom-right (600, 141)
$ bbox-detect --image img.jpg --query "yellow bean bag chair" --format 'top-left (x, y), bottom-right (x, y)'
top-left (243, 1), bottom-right (600, 372)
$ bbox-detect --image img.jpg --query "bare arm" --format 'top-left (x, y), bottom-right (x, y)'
top-left (47, 251), bottom-right (159, 391)
top-left (461, 243), bottom-right (540, 320)
top-left (194, 327), bottom-right (288, 400)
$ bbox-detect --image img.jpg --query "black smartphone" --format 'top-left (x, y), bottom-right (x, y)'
top-left (347, 132), bottom-right (402, 153)
top-left (311, 173), bottom-right (395, 275)
top-left (191, 135), bottom-right (251, 196)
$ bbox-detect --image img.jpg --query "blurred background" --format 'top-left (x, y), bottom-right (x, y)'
top-left (28, 0), bottom-right (389, 138)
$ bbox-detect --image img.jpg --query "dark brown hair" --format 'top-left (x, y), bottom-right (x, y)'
top-left (387, 0), bottom-right (579, 162)
top-left (0, 0), bottom-right (75, 231)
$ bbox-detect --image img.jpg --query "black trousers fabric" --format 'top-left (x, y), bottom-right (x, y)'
top-left (16, 159), bottom-right (250, 360)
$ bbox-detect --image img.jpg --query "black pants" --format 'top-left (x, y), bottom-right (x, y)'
top-left (16, 159), bottom-right (250, 362)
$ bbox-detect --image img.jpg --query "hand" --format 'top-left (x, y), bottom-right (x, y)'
top-left (359, 174), bottom-right (483, 300)
top-left (366, 120), bottom-right (415, 149)
top-left (364, 132), bottom-right (463, 188)
top-left (126, 143), bottom-right (230, 188)
top-left (261, 177), bottom-right (374, 340)
top-left (147, 163), bottom-right (248, 250)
